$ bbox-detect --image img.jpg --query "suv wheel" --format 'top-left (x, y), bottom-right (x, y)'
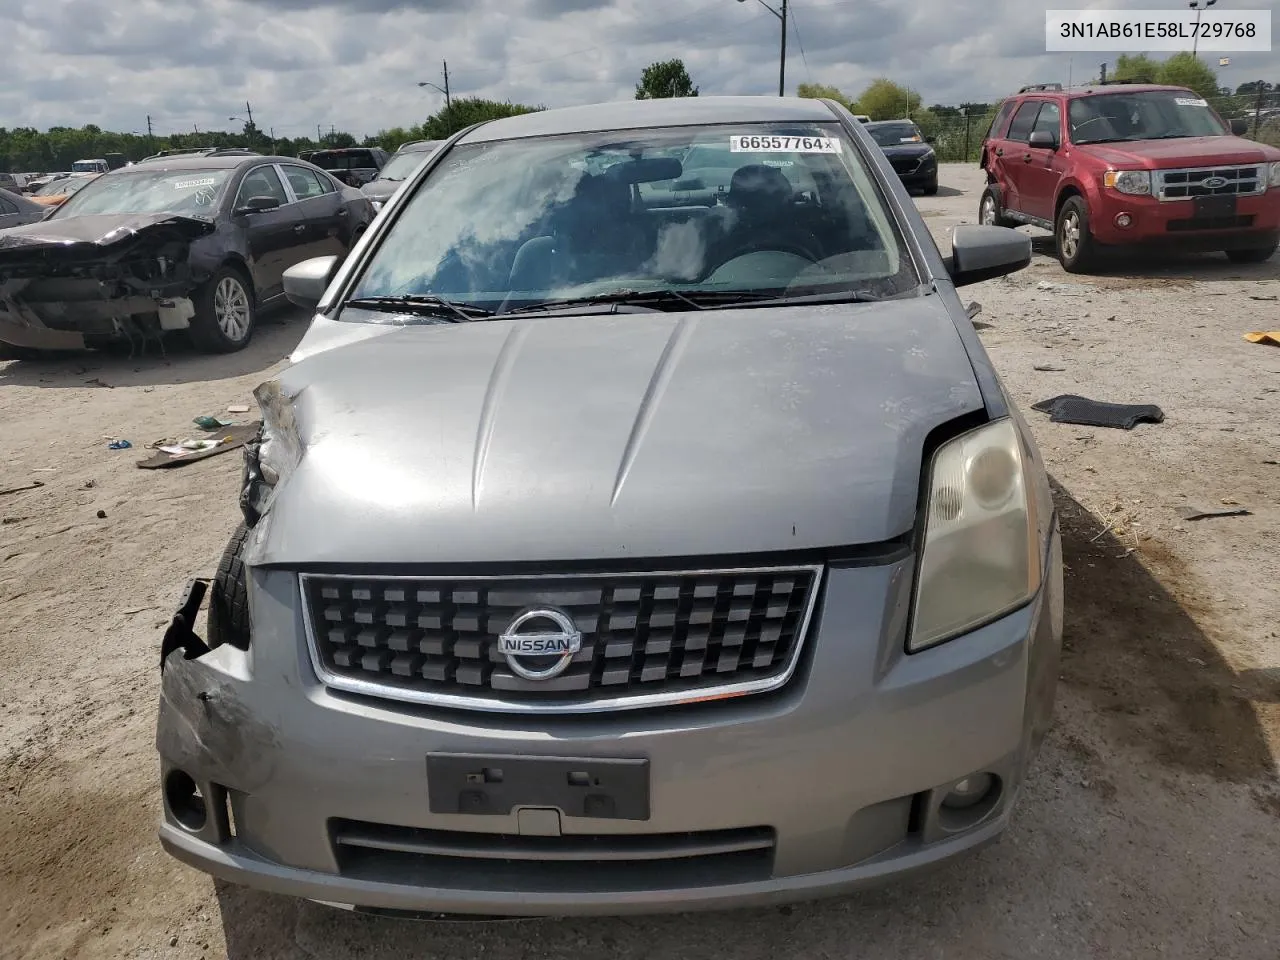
top-left (1055, 197), bottom-right (1097, 273)
top-left (189, 266), bottom-right (256, 354)
top-left (1225, 242), bottom-right (1277, 265)
top-left (979, 185), bottom-right (1014, 228)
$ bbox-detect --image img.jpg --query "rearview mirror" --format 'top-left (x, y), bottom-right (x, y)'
top-left (1229, 118), bottom-right (1250, 137)
top-left (236, 195), bottom-right (281, 214)
top-left (1028, 130), bottom-right (1058, 150)
top-left (283, 256), bottom-right (340, 309)
top-left (947, 225), bottom-right (1031, 287)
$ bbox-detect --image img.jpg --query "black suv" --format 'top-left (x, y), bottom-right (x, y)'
top-left (298, 147), bottom-right (390, 188)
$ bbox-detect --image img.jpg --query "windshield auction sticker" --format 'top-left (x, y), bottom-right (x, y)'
top-left (174, 178), bottom-right (218, 189)
top-left (730, 135), bottom-right (842, 153)
top-left (1046, 9), bottom-right (1270, 51)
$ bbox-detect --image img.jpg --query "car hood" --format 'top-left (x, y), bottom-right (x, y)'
top-left (360, 179), bottom-right (400, 202)
top-left (877, 142), bottom-right (934, 159)
top-left (255, 296), bottom-right (986, 566)
top-left (0, 212), bottom-right (214, 252)
top-left (1075, 136), bottom-right (1277, 168)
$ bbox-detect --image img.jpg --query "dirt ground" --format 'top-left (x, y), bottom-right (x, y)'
top-left (2, 162), bottom-right (1278, 960)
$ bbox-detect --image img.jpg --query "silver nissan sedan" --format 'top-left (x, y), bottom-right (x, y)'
top-left (156, 96), bottom-right (1063, 918)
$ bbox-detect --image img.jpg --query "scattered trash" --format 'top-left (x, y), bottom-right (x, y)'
top-left (227, 403), bottom-right (251, 414)
top-left (1248, 295), bottom-right (1278, 302)
top-left (0, 480), bottom-right (44, 497)
top-left (192, 416), bottom-right (232, 431)
top-left (1179, 505), bottom-right (1251, 521)
top-left (85, 377), bottom-right (113, 388)
top-left (143, 387), bottom-right (155, 393)
top-left (137, 422), bottom-right (261, 470)
top-left (1, 516), bottom-right (25, 525)
top-left (1031, 395), bottom-right (1164, 430)
top-left (966, 302), bottom-right (982, 320)
top-left (1243, 331), bottom-right (1280, 347)
top-left (1033, 364), bottom-right (1067, 372)
top-left (107, 439), bottom-right (132, 450)
top-left (1221, 498), bottom-right (1240, 506)
top-left (83, 479), bottom-right (96, 489)
top-left (1264, 460), bottom-right (1279, 466)
top-left (96, 509), bottom-right (107, 519)
top-left (148, 437), bottom-right (179, 450)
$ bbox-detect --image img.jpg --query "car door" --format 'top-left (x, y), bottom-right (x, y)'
top-left (232, 164), bottom-right (297, 302)
top-left (279, 163), bottom-right (350, 259)
top-left (1020, 101), bottom-right (1066, 222)
top-left (0, 192), bottom-right (22, 229)
top-left (998, 99), bottom-right (1045, 217)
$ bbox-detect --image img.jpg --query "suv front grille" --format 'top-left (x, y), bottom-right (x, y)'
top-left (301, 565), bottom-right (822, 714)
top-left (1154, 165), bottom-right (1265, 201)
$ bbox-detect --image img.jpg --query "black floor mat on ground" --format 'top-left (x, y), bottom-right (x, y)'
top-left (1031, 395), bottom-right (1164, 430)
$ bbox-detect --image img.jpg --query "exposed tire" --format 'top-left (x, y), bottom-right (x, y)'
top-left (922, 177), bottom-right (939, 196)
top-left (1225, 243), bottom-right (1278, 265)
top-left (1055, 196), bottom-right (1098, 274)
top-left (207, 522), bottom-right (251, 652)
top-left (978, 185), bottom-right (1014, 228)
top-left (189, 265), bottom-right (256, 354)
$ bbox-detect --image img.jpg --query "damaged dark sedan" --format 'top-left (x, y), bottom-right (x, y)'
top-left (0, 154), bottom-right (374, 357)
top-left (157, 96), bottom-right (1062, 917)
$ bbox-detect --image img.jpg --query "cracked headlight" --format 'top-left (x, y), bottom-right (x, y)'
top-left (909, 419), bottom-right (1041, 652)
top-left (239, 380), bottom-right (302, 526)
top-left (1103, 169), bottom-right (1151, 196)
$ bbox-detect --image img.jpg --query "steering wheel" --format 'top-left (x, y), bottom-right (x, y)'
top-left (700, 237), bottom-right (821, 282)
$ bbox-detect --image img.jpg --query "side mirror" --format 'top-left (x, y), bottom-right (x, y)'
top-left (947, 225), bottom-right (1031, 288)
top-left (236, 195), bottom-right (281, 215)
top-left (1028, 130), bottom-right (1058, 150)
top-left (283, 256), bottom-right (340, 309)
top-left (1229, 118), bottom-right (1250, 137)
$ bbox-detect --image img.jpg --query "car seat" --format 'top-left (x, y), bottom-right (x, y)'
top-left (701, 164), bottom-right (823, 275)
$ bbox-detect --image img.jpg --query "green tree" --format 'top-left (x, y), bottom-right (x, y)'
top-left (1236, 80), bottom-right (1273, 96)
top-left (796, 83), bottom-right (853, 109)
top-left (635, 59), bottom-right (699, 100)
top-left (853, 79), bottom-right (921, 121)
top-left (420, 97), bottom-right (543, 139)
top-left (1113, 53), bottom-right (1161, 84)
top-left (1157, 52), bottom-right (1218, 98)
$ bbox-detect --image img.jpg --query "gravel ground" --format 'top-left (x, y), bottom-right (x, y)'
top-left (1, 163), bottom-right (1277, 960)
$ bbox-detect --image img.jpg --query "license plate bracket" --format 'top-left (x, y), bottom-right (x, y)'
top-left (1194, 194), bottom-right (1237, 219)
top-left (426, 753), bottom-right (650, 821)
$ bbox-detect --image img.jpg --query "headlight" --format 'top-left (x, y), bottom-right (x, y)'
top-left (1103, 170), bottom-right (1151, 196)
top-left (1269, 162), bottom-right (1280, 189)
top-left (909, 419), bottom-right (1041, 652)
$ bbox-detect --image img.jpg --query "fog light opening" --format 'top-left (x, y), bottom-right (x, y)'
top-left (937, 773), bottom-right (1002, 832)
top-left (1114, 213), bottom-right (1134, 229)
top-left (164, 769), bottom-right (208, 833)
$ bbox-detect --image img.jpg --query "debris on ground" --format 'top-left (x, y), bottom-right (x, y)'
top-left (192, 416), bottom-right (232, 431)
top-left (0, 480), bottom-right (44, 497)
top-left (1248, 295), bottom-right (1278, 302)
top-left (227, 403), bottom-right (251, 414)
top-left (85, 377), bottom-right (113, 389)
top-left (96, 509), bottom-right (107, 519)
top-left (1179, 505), bottom-right (1252, 521)
top-left (1034, 364), bottom-right (1067, 372)
top-left (136, 422), bottom-right (261, 470)
top-left (1243, 331), bottom-right (1280, 347)
top-left (1031, 395), bottom-right (1165, 430)
top-left (107, 439), bottom-right (132, 450)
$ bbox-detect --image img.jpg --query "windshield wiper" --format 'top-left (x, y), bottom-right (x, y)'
top-left (503, 289), bottom-right (715, 315)
top-left (344, 294), bottom-right (494, 323)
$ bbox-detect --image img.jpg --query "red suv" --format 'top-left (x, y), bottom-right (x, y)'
top-left (979, 82), bottom-right (1280, 272)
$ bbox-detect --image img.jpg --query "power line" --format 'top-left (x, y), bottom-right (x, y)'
top-left (788, 0), bottom-right (815, 85)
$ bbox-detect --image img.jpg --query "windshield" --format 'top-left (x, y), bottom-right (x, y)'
top-left (377, 150), bottom-right (433, 181)
top-left (1069, 91), bottom-right (1227, 145)
top-left (347, 122), bottom-right (917, 317)
top-left (71, 161), bottom-right (103, 173)
top-left (53, 168), bottom-right (232, 218)
top-left (310, 150), bottom-right (377, 171)
top-left (866, 123), bottom-right (923, 146)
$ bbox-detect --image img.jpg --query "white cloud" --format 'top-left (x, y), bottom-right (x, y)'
top-left (1, 0), bottom-right (1273, 138)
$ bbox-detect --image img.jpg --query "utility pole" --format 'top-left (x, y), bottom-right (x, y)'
top-left (146, 114), bottom-right (153, 137)
top-left (1254, 80), bottom-right (1266, 138)
top-left (245, 101), bottom-right (254, 127)
top-left (962, 107), bottom-right (971, 161)
top-left (778, 0), bottom-right (787, 97)
top-left (442, 60), bottom-right (451, 110)
top-left (1100, 62), bottom-right (1108, 85)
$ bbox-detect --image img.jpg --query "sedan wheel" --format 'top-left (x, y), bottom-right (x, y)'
top-left (214, 276), bottom-right (251, 342)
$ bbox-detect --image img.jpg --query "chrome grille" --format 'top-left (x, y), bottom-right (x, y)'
top-left (1154, 165), bottom-right (1264, 201)
top-left (301, 566), bottom-right (822, 714)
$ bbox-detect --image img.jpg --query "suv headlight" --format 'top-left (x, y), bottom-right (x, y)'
top-left (909, 419), bottom-right (1041, 652)
top-left (1269, 162), bottom-right (1280, 189)
top-left (1104, 169), bottom-right (1151, 196)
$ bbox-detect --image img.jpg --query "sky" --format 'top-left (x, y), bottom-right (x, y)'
top-left (2, 0), bottom-right (1276, 139)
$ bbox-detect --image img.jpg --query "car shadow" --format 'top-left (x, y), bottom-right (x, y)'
top-left (0, 306), bottom-right (310, 389)
top-left (214, 480), bottom-right (1276, 959)
top-left (1020, 231), bottom-right (1277, 282)
top-left (911, 184), bottom-right (965, 199)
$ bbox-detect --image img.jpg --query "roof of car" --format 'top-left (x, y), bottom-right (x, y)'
top-left (459, 96), bottom-right (841, 143)
top-left (396, 139), bottom-right (442, 153)
top-left (863, 119), bottom-right (916, 127)
top-left (1071, 83), bottom-right (1192, 97)
top-left (103, 155), bottom-right (297, 173)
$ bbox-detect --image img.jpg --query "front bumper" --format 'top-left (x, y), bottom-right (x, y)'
top-left (156, 531), bottom-right (1062, 917)
top-left (1089, 187), bottom-right (1280, 247)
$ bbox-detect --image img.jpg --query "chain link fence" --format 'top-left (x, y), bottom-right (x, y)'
top-left (913, 92), bottom-right (1280, 164)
